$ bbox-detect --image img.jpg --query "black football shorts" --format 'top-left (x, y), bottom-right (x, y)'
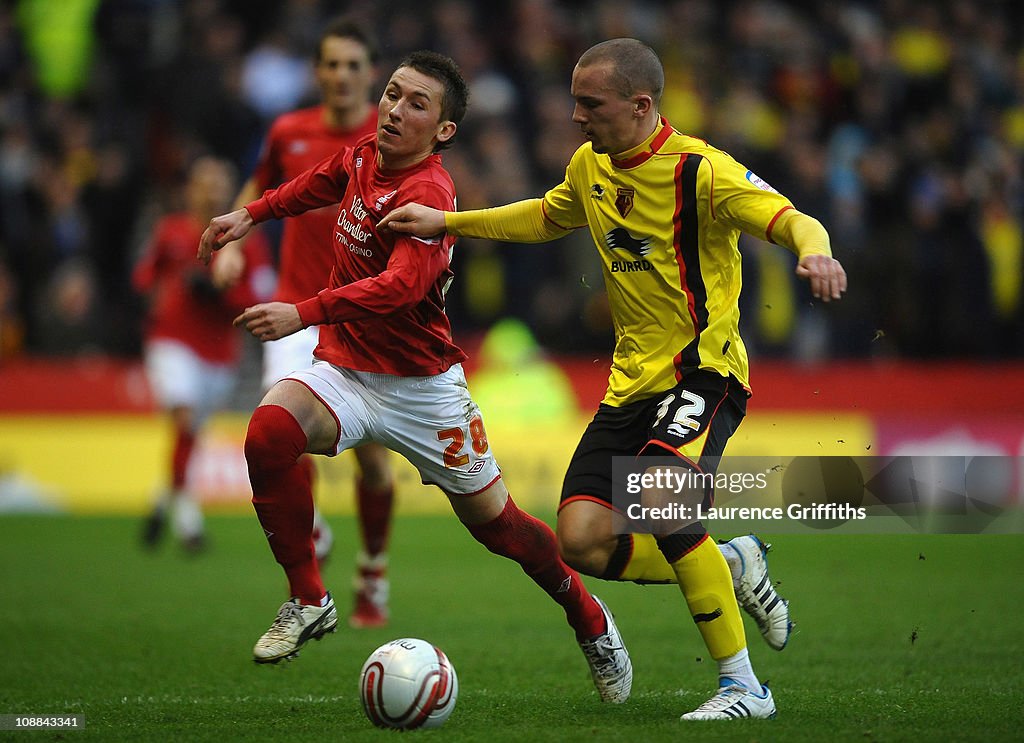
top-left (560, 370), bottom-right (748, 509)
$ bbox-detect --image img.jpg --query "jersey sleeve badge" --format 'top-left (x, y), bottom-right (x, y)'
top-left (745, 170), bottom-right (779, 193)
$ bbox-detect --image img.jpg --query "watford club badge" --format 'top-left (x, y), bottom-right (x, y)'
top-left (615, 187), bottom-right (634, 218)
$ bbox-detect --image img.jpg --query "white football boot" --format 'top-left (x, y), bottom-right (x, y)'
top-left (578, 596), bottom-right (632, 703)
top-left (681, 678), bottom-right (777, 721)
top-left (720, 535), bottom-right (792, 650)
top-left (253, 593), bottom-right (338, 664)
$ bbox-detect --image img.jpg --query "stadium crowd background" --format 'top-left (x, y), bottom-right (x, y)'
top-left (1, 0), bottom-right (1021, 367)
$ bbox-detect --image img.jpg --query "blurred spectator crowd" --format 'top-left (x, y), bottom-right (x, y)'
top-left (0, 0), bottom-right (1021, 363)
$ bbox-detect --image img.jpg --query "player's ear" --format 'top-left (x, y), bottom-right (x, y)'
top-left (633, 94), bottom-right (653, 118)
top-left (436, 120), bottom-right (457, 146)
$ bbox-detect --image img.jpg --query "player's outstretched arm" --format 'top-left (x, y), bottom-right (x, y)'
top-left (233, 301), bottom-right (302, 342)
top-left (796, 254), bottom-right (847, 302)
top-left (198, 208), bottom-right (255, 265)
top-left (382, 199), bottom-right (566, 244)
top-left (378, 203), bottom-right (447, 237)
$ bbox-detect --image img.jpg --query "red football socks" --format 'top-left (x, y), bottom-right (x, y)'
top-left (356, 476), bottom-right (394, 557)
top-left (171, 427), bottom-right (196, 490)
top-left (464, 496), bottom-right (605, 639)
top-left (245, 404), bottom-right (324, 605)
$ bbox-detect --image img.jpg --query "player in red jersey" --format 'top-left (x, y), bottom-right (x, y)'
top-left (197, 51), bottom-right (633, 703)
top-left (134, 156), bottom-right (274, 553)
top-left (212, 18), bottom-right (395, 628)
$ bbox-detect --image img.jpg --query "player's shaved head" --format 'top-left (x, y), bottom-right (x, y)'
top-left (577, 38), bottom-right (664, 106)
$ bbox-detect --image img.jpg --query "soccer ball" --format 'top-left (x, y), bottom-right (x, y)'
top-left (359, 638), bottom-right (458, 729)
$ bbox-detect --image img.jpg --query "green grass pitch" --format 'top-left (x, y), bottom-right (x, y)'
top-left (1, 514), bottom-right (1022, 741)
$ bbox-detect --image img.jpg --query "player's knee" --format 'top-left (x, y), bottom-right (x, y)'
top-left (557, 499), bottom-right (617, 576)
top-left (557, 526), bottom-right (605, 577)
top-left (358, 461), bottom-right (393, 491)
top-left (244, 404), bottom-right (307, 473)
top-left (355, 444), bottom-right (393, 491)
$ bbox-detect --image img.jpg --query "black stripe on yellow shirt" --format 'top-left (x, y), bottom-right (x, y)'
top-left (674, 152), bottom-right (705, 379)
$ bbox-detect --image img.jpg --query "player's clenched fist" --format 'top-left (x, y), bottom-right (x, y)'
top-left (233, 302), bottom-right (302, 342)
top-left (198, 208), bottom-right (255, 264)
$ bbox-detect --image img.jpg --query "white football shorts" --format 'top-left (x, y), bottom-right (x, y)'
top-left (261, 325), bottom-right (319, 391)
top-left (286, 361), bottom-right (501, 496)
top-left (144, 338), bottom-right (236, 424)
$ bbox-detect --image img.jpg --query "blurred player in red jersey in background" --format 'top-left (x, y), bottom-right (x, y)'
top-left (212, 18), bottom-right (396, 628)
top-left (197, 52), bottom-right (632, 705)
top-left (134, 156), bottom-right (274, 553)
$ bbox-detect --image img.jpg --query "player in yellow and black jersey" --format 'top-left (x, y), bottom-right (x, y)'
top-left (382, 38), bottom-right (847, 721)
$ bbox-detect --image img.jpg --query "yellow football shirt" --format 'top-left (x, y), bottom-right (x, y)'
top-left (544, 118), bottom-right (803, 405)
top-left (448, 117), bottom-right (807, 407)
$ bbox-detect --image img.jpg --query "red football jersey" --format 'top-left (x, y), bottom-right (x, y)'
top-left (133, 213), bottom-right (273, 363)
top-left (252, 105), bottom-right (377, 303)
top-left (246, 134), bottom-right (467, 377)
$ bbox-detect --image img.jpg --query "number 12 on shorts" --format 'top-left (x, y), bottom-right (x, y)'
top-left (652, 390), bottom-right (705, 438)
top-left (437, 416), bottom-right (489, 467)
